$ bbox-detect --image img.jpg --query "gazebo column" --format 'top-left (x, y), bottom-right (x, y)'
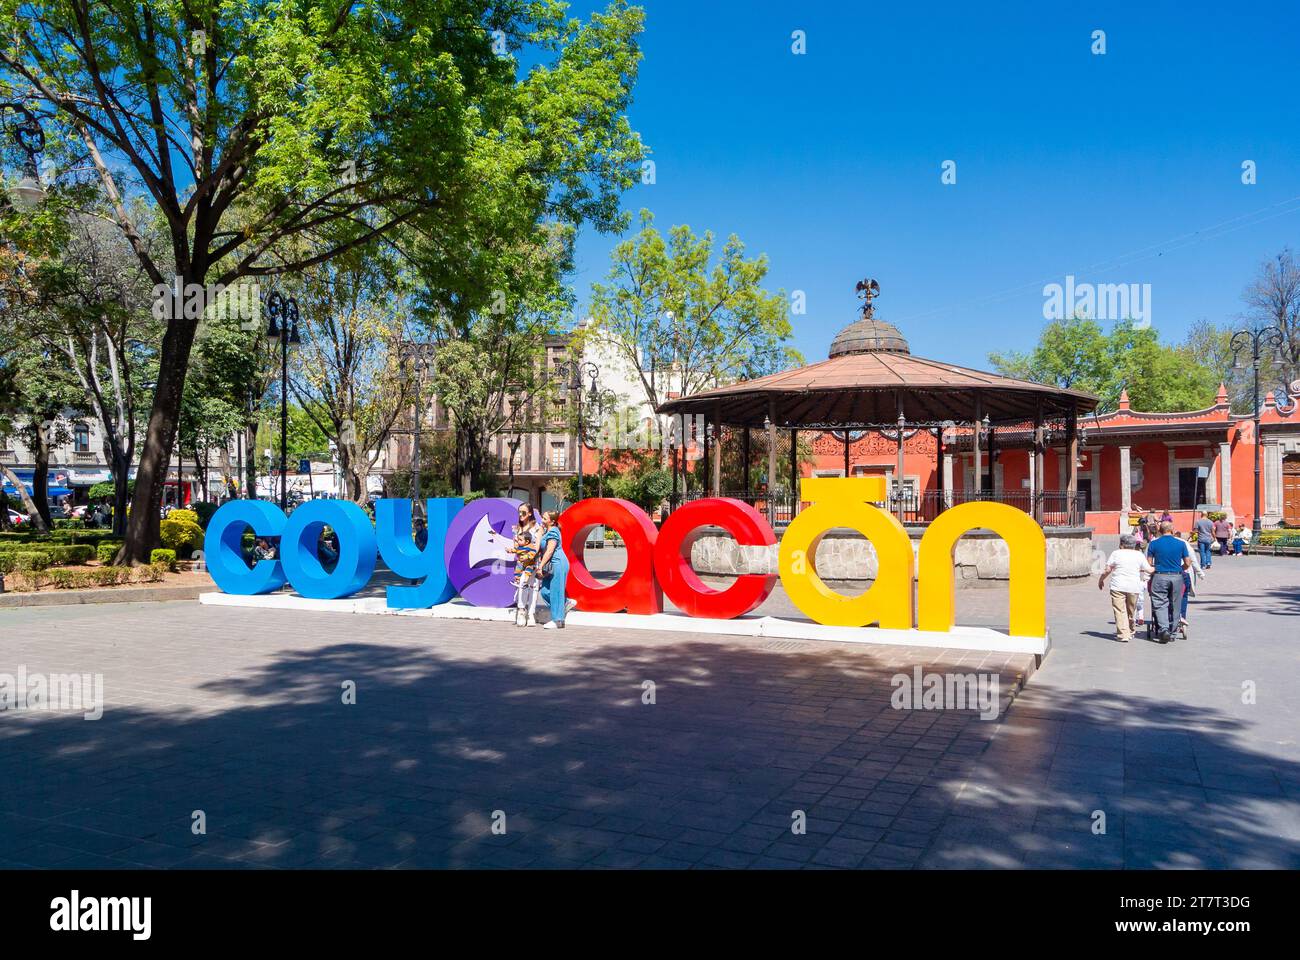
top-left (1066, 402), bottom-right (1079, 524)
top-left (843, 431), bottom-right (851, 477)
top-left (790, 428), bottom-right (799, 517)
top-left (895, 405), bottom-right (906, 522)
top-left (742, 426), bottom-right (751, 503)
top-left (712, 402), bottom-right (722, 496)
top-left (702, 412), bottom-right (710, 494)
top-left (971, 394), bottom-right (983, 499)
top-left (1033, 402), bottom-right (1045, 524)
top-left (936, 427), bottom-right (947, 517)
top-left (766, 399), bottom-right (777, 526)
top-left (986, 426), bottom-right (996, 497)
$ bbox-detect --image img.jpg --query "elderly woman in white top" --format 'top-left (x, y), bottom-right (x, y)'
top-left (1099, 534), bottom-right (1153, 643)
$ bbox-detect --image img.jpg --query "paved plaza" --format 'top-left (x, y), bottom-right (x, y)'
top-left (1, 549), bottom-right (1297, 869)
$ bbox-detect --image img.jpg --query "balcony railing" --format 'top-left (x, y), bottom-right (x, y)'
top-left (668, 488), bottom-right (1088, 528)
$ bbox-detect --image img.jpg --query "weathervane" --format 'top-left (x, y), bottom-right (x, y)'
top-left (855, 278), bottom-right (880, 320)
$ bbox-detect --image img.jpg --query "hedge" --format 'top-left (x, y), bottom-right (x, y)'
top-left (0, 551), bottom-right (53, 574)
top-left (97, 542), bottom-right (124, 564)
top-left (46, 564), bottom-right (168, 590)
top-left (0, 542), bottom-right (95, 566)
top-left (150, 548), bottom-right (177, 570)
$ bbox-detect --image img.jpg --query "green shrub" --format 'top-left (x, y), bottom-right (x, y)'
top-left (49, 569), bottom-right (81, 589)
top-left (159, 517), bottom-right (204, 557)
top-left (0, 543), bottom-right (94, 565)
top-left (192, 501), bottom-right (218, 528)
top-left (139, 562), bottom-right (169, 583)
top-left (18, 569), bottom-right (50, 590)
top-left (168, 508), bottom-right (200, 526)
top-left (59, 544), bottom-right (95, 565)
top-left (53, 517), bottom-right (85, 529)
top-left (14, 551), bottom-right (52, 572)
top-left (150, 548), bottom-right (177, 570)
top-left (97, 542), bottom-right (123, 564)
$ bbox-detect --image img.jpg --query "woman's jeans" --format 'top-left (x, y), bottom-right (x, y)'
top-left (541, 558), bottom-right (570, 623)
top-left (1181, 571), bottom-right (1192, 620)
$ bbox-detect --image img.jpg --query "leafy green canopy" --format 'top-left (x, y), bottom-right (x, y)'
top-left (990, 316), bottom-right (1220, 413)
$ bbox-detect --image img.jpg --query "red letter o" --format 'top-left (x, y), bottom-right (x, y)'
top-left (653, 498), bottom-right (776, 618)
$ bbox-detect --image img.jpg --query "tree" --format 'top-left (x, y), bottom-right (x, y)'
top-left (22, 205), bottom-right (160, 535)
top-left (1241, 248), bottom-right (1300, 386)
top-left (2, 0), bottom-right (645, 560)
top-left (289, 253), bottom-right (411, 503)
top-left (990, 316), bottom-right (1219, 413)
top-left (590, 210), bottom-right (798, 447)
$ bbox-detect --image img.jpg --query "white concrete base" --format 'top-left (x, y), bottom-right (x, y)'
top-left (197, 592), bottom-right (1050, 656)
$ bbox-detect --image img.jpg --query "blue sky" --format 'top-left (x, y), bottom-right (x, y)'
top-left (569, 0), bottom-right (1300, 369)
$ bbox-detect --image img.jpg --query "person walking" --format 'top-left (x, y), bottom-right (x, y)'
top-left (1098, 534), bottom-right (1152, 642)
top-left (1193, 510), bottom-right (1215, 570)
top-left (1212, 514), bottom-right (1233, 558)
top-left (1146, 521), bottom-right (1190, 643)
top-left (537, 510), bottom-right (577, 630)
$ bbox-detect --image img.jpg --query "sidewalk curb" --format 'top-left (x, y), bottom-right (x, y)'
top-left (0, 585), bottom-right (205, 607)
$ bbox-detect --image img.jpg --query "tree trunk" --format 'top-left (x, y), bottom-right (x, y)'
top-left (1, 465), bottom-right (48, 533)
top-left (32, 426), bottom-right (53, 528)
top-left (111, 445), bottom-right (131, 537)
top-left (243, 422), bottom-right (258, 499)
top-left (121, 322), bottom-right (198, 563)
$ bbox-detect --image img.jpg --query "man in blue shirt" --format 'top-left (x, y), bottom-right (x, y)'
top-left (1147, 522), bottom-right (1190, 642)
top-left (1194, 511), bottom-right (1215, 569)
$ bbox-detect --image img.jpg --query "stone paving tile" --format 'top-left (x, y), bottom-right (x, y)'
top-left (1, 553), bottom-right (1298, 869)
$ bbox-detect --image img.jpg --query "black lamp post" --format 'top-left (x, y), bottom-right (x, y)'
top-left (0, 100), bottom-right (46, 210)
top-left (1231, 324), bottom-right (1287, 535)
top-left (264, 291), bottom-right (300, 512)
top-left (556, 359), bottom-right (600, 501)
top-left (398, 339), bottom-right (436, 515)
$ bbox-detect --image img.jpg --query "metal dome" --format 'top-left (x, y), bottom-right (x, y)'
top-left (828, 317), bottom-right (910, 357)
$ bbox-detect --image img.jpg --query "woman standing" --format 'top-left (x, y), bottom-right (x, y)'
top-left (537, 510), bottom-right (576, 629)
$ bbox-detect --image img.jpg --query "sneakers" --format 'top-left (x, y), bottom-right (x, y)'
top-left (1116, 635), bottom-right (1130, 643)
top-left (543, 621), bottom-right (558, 630)
top-left (526, 612), bottom-right (536, 627)
top-left (565, 598), bottom-right (578, 614)
top-left (514, 607), bottom-right (526, 627)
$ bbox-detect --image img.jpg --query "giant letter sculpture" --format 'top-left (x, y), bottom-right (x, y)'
top-left (917, 501), bottom-right (1046, 638)
top-left (779, 477), bottom-right (914, 628)
top-left (560, 498), bottom-right (662, 614)
top-left (279, 499), bottom-right (377, 600)
top-left (376, 498), bottom-right (462, 608)
top-left (205, 499), bottom-right (287, 595)
top-left (653, 498), bottom-right (776, 618)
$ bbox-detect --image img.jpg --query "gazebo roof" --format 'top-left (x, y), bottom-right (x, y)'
top-left (657, 284), bottom-right (1099, 428)
top-left (658, 351), bottom-right (1099, 427)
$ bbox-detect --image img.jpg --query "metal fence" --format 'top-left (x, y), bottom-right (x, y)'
top-left (668, 488), bottom-right (1087, 528)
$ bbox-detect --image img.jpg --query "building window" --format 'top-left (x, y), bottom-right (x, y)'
top-left (550, 442), bottom-right (567, 470)
top-left (73, 423), bottom-right (91, 453)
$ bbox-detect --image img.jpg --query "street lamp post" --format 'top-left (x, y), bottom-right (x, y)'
top-left (398, 340), bottom-right (436, 515)
top-left (264, 292), bottom-right (300, 512)
top-left (556, 359), bottom-right (600, 502)
top-left (1231, 324), bottom-right (1287, 535)
top-left (0, 100), bottom-right (47, 210)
